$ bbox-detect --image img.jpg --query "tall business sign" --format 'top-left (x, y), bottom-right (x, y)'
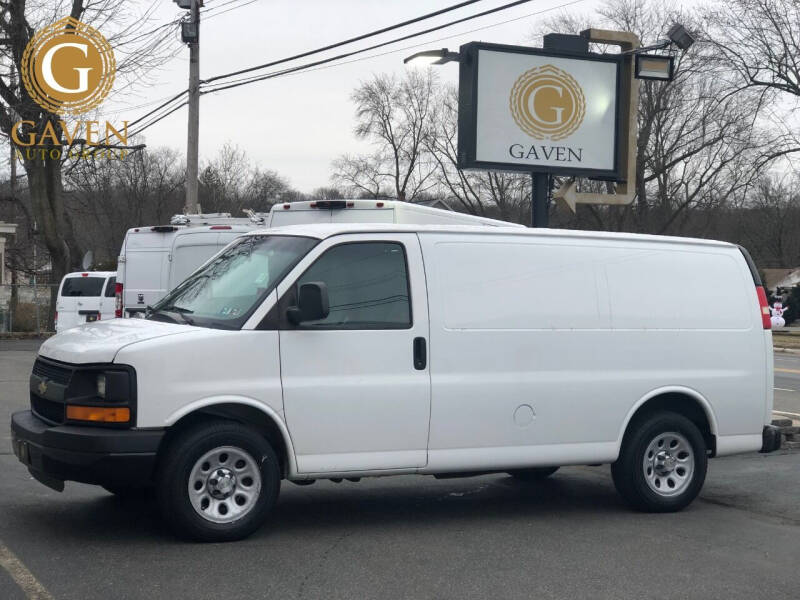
top-left (457, 42), bottom-right (624, 181)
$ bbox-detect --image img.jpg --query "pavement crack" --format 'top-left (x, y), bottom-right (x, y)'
top-left (699, 496), bottom-right (800, 527)
top-left (296, 531), bottom-right (352, 600)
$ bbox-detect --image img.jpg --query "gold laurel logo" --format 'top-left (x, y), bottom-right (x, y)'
top-left (21, 16), bottom-right (115, 115)
top-left (509, 64), bottom-right (585, 141)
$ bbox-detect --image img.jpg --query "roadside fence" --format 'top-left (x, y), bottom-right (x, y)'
top-left (0, 284), bottom-right (58, 334)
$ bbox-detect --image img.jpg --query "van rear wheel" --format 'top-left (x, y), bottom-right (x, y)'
top-left (156, 420), bottom-right (281, 542)
top-left (611, 411), bottom-right (707, 512)
top-left (508, 466), bottom-right (559, 481)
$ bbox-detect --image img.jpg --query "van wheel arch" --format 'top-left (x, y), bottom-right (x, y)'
top-left (621, 392), bottom-right (716, 458)
top-left (160, 404), bottom-right (291, 478)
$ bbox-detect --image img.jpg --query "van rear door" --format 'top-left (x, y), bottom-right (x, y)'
top-left (56, 275), bottom-right (106, 331)
top-left (100, 276), bottom-right (116, 321)
top-left (122, 231), bottom-right (171, 314)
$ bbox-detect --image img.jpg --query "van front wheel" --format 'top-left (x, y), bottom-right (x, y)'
top-left (611, 412), bottom-right (707, 512)
top-left (156, 420), bottom-right (281, 542)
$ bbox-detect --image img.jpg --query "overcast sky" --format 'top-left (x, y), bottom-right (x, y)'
top-left (102, 0), bottom-right (601, 193)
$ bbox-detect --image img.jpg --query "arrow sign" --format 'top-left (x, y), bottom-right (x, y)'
top-left (554, 28), bottom-right (641, 213)
top-left (555, 179), bottom-right (636, 213)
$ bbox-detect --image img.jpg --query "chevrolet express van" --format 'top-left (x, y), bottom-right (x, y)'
top-left (54, 271), bottom-right (117, 332)
top-left (12, 224), bottom-right (781, 542)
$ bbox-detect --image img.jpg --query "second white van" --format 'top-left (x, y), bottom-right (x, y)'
top-left (13, 224), bottom-right (780, 542)
top-left (54, 271), bottom-right (117, 332)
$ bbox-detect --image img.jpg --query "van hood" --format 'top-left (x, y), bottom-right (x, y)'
top-left (39, 318), bottom-right (200, 364)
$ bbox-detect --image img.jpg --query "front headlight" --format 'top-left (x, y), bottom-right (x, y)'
top-left (64, 366), bottom-right (136, 427)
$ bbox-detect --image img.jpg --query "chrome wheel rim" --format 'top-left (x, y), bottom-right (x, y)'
top-left (642, 431), bottom-right (694, 497)
top-left (188, 445), bottom-right (261, 524)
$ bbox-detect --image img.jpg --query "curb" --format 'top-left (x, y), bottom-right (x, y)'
top-left (773, 348), bottom-right (800, 355)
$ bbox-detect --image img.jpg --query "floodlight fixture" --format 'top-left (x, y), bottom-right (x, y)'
top-left (635, 54), bottom-right (675, 81)
top-left (667, 23), bottom-right (695, 51)
top-left (403, 48), bottom-right (462, 66)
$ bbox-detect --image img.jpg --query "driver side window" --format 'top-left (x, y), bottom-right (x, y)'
top-left (296, 242), bottom-right (411, 329)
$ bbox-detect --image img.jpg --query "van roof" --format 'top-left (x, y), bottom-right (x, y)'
top-left (243, 223), bottom-right (735, 248)
top-left (123, 224), bottom-right (257, 237)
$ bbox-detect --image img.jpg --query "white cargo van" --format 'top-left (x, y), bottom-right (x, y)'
top-left (12, 224), bottom-right (780, 542)
top-left (115, 202), bottom-right (518, 318)
top-left (54, 271), bottom-right (117, 332)
top-left (115, 214), bottom-right (265, 318)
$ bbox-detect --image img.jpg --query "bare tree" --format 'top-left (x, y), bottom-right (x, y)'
top-left (0, 0), bottom-right (180, 324)
top-left (425, 84), bottom-right (529, 221)
top-left (199, 143), bottom-right (293, 214)
top-left (536, 0), bottom-right (777, 236)
top-left (333, 70), bottom-right (438, 201)
top-left (66, 145), bottom-right (184, 262)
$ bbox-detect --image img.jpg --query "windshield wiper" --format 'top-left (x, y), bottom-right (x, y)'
top-left (153, 304), bottom-right (195, 325)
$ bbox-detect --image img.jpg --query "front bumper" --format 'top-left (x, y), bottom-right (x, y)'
top-left (11, 410), bottom-right (164, 491)
top-left (760, 424), bottom-right (782, 453)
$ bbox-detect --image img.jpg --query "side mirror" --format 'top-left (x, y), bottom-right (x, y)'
top-left (287, 282), bottom-right (330, 325)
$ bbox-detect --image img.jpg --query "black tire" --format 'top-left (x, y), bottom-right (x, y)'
top-left (611, 411), bottom-right (707, 512)
top-left (508, 466), bottom-right (559, 481)
top-left (156, 420), bottom-right (281, 542)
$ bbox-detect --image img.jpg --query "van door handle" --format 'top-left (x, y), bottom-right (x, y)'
top-left (413, 337), bottom-right (427, 370)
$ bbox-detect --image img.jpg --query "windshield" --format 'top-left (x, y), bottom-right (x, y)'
top-left (148, 235), bottom-right (317, 329)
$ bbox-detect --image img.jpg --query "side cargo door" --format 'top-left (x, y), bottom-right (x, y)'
top-left (277, 233), bottom-right (431, 473)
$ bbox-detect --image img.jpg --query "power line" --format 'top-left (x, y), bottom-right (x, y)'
top-left (105, 0), bottom-right (499, 135)
top-left (262, 0), bottom-right (590, 79)
top-left (199, 0), bottom-right (258, 22)
top-left (201, 0), bottom-right (536, 94)
top-left (201, 0), bottom-right (489, 85)
top-left (97, 0), bottom-right (569, 140)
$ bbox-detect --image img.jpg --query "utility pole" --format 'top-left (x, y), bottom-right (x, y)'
top-left (176, 0), bottom-right (202, 214)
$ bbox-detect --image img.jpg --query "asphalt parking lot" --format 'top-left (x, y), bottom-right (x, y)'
top-left (1, 340), bottom-right (799, 600)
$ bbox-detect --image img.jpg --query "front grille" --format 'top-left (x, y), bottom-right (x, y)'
top-left (31, 394), bottom-right (65, 424)
top-left (32, 359), bottom-right (72, 386)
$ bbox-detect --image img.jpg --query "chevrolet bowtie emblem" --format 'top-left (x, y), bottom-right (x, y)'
top-left (38, 380), bottom-right (48, 395)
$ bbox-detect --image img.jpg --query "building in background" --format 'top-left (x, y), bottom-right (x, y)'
top-left (0, 221), bottom-right (17, 285)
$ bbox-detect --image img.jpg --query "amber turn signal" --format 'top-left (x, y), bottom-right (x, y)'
top-left (66, 405), bottom-right (130, 423)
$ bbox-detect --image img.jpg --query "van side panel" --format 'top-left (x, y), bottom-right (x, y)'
top-left (420, 233), bottom-right (766, 471)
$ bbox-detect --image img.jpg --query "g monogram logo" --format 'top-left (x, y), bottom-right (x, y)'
top-left (509, 64), bottom-right (585, 141)
top-left (21, 17), bottom-right (116, 115)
